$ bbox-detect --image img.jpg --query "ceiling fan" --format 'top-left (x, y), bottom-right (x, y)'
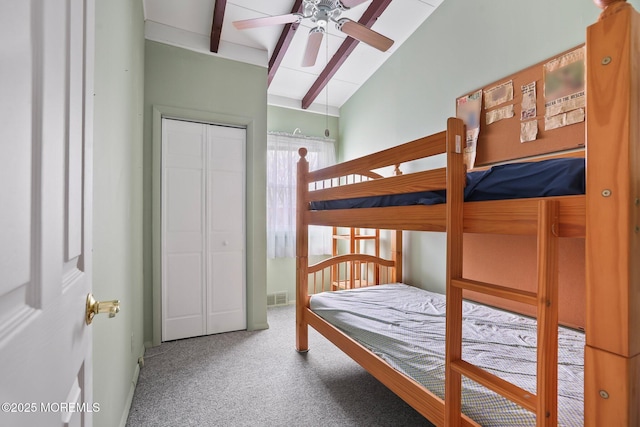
top-left (233, 0), bottom-right (394, 67)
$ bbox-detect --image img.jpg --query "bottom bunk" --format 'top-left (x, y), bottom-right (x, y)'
top-left (302, 283), bottom-right (584, 426)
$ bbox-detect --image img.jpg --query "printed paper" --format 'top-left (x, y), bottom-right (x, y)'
top-left (521, 82), bottom-right (537, 120)
top-left (520, 120), bottom-right (538, 143)
top-left (484, 81), bottom-right (514, 109)
top-left (456, 89), bottom-right (482, 169)
top-left (486, 105), bottom-right (514, 125)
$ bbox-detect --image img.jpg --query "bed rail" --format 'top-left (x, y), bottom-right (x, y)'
top-left (304, 130), bottom-right (448, 205)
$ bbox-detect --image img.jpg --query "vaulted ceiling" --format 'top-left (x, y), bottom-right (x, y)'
top-left (143, 0), bottom-right (444, 115)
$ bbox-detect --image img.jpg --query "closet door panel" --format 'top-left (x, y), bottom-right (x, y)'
top-left (206, 126), bottom-right (246, 334)
top-left (162, 119), bottom-right (206, 341)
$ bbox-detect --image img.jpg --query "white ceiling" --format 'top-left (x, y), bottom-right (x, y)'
top-left (142, 0), bottom-right (444, 115)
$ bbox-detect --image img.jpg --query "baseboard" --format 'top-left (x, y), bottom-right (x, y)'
top-left (248, 321), bottom-right (270, 331)
top-left (118, 346), bottom-right (145, 427)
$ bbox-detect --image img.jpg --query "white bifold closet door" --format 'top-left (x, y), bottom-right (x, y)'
top-left (162, 118), bottom-right (246, 341)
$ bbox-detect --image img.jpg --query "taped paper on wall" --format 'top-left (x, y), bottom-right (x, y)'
top-left (484, 81), bottom-right (513, 109)
top-left (456, 89), bottom-right (482, 169)
top-left (486, 105), bottom-right (514, 125)
top-left (545, 108), bottom-right (585, 131)
top-left (521, 81), bottom-right (537, 120)
top-left (521, 120), bottom-right (538, 143)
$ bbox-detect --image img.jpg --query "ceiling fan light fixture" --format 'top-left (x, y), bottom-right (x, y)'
top-left (232, 0), bottom-right (394, 64)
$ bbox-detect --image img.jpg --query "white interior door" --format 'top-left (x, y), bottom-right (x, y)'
top-left (162, 119), bottom-right (246, 341)
top-left (0, 1), bottom-right (96, 426)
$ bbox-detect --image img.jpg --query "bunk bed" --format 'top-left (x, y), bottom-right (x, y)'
top-left (294, 1), bottom-right (640, 426)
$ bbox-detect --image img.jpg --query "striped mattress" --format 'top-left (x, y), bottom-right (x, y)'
top-left (310, 283), bottom-right (584, 426)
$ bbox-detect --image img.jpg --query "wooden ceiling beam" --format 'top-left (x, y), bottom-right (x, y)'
top-left (268, 0), bottom-right (305, 87)
top-left (210, 0), bottom-right (227, 53)
top-left (301, 0), bottom-right (393, 110)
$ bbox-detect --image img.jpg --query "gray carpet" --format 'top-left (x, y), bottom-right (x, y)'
top-left (126, 305), bottom-right (435, 427)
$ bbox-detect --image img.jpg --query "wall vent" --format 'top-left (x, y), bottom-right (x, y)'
top-left (267, 291), bottom-right (288, 306)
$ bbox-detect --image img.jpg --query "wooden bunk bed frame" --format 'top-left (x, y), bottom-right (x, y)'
top-left (295, 1), bottom-right (640, 426)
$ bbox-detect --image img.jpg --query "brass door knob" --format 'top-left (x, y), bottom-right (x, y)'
top-left (86, 293), bottom-right (120, 325)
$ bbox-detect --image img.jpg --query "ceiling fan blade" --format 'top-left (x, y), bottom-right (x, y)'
top-left (339, 0), bottom-right (370, 8)
top-left (337, 19), bottom-right (394, 52)
top-left (302, 29), bottom-right (325, 67)
top-left (233, 13), bottom-right (301, 30)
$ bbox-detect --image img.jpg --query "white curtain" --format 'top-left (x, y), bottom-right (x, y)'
top-left (267, 131), bottom-right (336, 258)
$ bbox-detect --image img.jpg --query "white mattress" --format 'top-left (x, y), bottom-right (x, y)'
top-left (310, 283), bottom-right (584, 426)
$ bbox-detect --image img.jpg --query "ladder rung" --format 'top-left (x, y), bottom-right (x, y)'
top-left (451, 359), bottom-right (537, 413)
top-left (451, 278), bottom-right (537, 306)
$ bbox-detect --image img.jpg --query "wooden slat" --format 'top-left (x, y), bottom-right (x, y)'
top-left (307, 205), bottom-right (447, 231)
top-left (308, 253), bottom-right (395, 274)
top-left (463, 196), bottom-right (585, 237)
top-left (305, 195), bottom-right (585, 236)
top-left (450, 360), bottom-right (537, 413)
top-left (392, 229), bottom-right (402, 283)
top-left (308, 168), bottom-right (446, 202)
top-left (445, 117), bottom-right (466, 427)
top-left (535, 200), bottom-right (559, 427)
top-left (306, 131), bottom-right (446, 182)
top-left (451, 278), bottom-right (537, 306)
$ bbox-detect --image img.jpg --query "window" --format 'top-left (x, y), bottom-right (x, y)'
top-left (266, 132), bottom-right (336, 258)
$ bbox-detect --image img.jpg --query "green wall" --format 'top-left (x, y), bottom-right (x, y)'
top-left (144, 41), bottom-right (269, 345)
top-left (268, 105), bottom-right (339, 139)
top-left (339, 0), bottom-right (639, 293)
top-left (266, 106), bottom-right (338, 300)
top-left (93, 0), bottom-right (145, 426)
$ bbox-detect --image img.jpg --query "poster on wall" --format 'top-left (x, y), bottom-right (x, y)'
top-left (456, 89), bottom-right (482, 169)
top-left (544, 47), bottom-right (586, 129)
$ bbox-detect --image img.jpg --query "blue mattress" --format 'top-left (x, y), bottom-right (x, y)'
top-left (309, 157), bottom-right (585, 210)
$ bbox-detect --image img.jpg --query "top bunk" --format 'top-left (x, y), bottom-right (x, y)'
top-left (296, 117), bottom-right (586, 237)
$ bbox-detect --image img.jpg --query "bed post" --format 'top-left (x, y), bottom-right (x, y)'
top-left (392, 165), bottom-right (403, 283)
top-left (444, 117), bottom-right (466, 427)
top-left (391, 230), bottom-right (403, 283)
top-left (296, 148), bottom-right (310, 352)
top-left (586, 1), bottom-right (640, 425)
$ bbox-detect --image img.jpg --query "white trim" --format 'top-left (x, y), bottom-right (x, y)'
top-left (267, 94), bottom-right (340, 117)
top-left (118, 346), bottom-right (145, 427)
top-left (144, 20), bottom-right (268, 68)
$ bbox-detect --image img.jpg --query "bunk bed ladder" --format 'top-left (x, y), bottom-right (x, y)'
top-left (445, 191), bottom-right (560, 424)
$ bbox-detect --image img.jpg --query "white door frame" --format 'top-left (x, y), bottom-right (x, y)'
top-left (150, 105), bottom-right (260, 346)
